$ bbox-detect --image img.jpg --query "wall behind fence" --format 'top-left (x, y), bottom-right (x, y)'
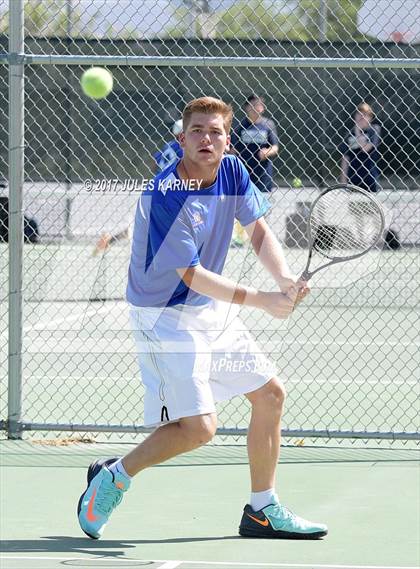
top-left (0, 37), bottom-right (419, 187)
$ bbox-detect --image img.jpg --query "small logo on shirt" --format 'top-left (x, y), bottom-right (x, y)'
top-left (192, 212), bottom-right (204, 228)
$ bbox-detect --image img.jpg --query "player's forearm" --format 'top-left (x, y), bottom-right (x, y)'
top-left (340, 156), bottom-right (349, 182)
top-left (177, 265), bottom-right (263, 308)
top-left (245, 218), bottom-right (293, 288)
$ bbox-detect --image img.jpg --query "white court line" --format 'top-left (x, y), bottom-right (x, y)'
top-left (27, 375), bottom-right (419, 387)
top-left (0, 558), bottom-right (417, 569)
top-left (23, 338), bottom-right (420, 354)
top-left (0, 557), bottom-right (141, 563)
top-left (22, 336), bottom-right (419, 346)
top-left (274, 340), bottom-right (418, 347)
top-left (158, 563), bottom-right (182, 569)
top-left (157, 562), bottom-right (420, 568)
top-left (23, 304), bottom-right (113, 332)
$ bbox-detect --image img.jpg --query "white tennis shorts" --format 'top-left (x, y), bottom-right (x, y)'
top-left (130, 300), bottom-right (277, 428)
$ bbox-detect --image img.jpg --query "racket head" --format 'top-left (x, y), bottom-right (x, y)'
top-left (307, 184), bottom-right (385, 261)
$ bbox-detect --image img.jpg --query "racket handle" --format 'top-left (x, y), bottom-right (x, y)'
top-left (300, 269), bottom-right (311, 281)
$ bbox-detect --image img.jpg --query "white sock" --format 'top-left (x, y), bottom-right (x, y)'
top-left (250, 489), bottom-right (278, 512)
top-left (109, 458), bottom-right (131, 479)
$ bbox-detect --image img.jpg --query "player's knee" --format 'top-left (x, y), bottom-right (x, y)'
top-left (266, 378), bottom-right (286, 412)
top-left (250, 377), bottom-right (286, 414)
top-left (182, 414), bottom-right (217, 447)
top-left (274, 378), bottom-right (287, 404)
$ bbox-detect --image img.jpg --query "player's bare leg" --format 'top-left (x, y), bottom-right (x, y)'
top-left (245, 377), bottom-right (285, 492)
top-left (78, 413), bottom-right (217, 538)
top-left (122, 413), bottom-right (217, 476)
top-left (239, 377), bottom-right (327, 539)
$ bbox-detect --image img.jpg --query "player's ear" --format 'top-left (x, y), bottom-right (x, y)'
top-left (225, 134), bottom-right (231, 152)
top-left (179, 131), bottom-right (186, 148)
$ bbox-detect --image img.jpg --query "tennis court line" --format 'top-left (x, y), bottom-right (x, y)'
top-left (24, 338), bottom-right (419, 348)
top-left (0, 558), bottom-right (142, 564)
top-left (0, 558), bottom-right (417, 569)
top-left (22, 304), bottom-right (113, 332)
top-left (27, 375), bottom-right (419, 387)
top-left (158, 562), bottom-right (420, 568)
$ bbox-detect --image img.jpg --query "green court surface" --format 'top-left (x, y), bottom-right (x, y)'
top-left (1, 441), bottom-right (419, 569)
top-left (1, 275), bottom-right (417, 436)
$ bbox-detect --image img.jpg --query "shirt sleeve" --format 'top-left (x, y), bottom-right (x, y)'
top-left (368, 125), bottom-right (381, 147)
top-left (267, 120), bottom-right (279, 146)
top-left (234, 158), bottom-right (271, 226)
top-left (148, 202), bottom-right (199, 270)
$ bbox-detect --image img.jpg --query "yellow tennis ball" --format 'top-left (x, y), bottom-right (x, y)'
top-left (80, 67), bottom-right (113, 100)
top-left (292, 177), bottom-right (303, 188)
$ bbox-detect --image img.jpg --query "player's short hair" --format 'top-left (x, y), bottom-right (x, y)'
top-left (182, 97), bottom-right (233, 132)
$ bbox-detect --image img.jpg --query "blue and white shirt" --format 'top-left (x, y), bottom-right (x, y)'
top-left (153, 140), bottom-right (183, 172)
top-left (126, 154), bottom-right (270, 307)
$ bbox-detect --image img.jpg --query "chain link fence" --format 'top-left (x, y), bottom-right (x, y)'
top-left (0, 0), bottom-right (419, 442)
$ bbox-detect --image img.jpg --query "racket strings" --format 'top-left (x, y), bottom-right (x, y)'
top-left (310, 189), bottom-right (383, 258)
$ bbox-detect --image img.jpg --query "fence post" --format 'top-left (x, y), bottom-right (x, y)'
top-left (8, 0), bottom-right (25, 439)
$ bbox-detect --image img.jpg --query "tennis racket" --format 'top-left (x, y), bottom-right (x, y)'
top-left (300, 184), bottom-right (385, 281)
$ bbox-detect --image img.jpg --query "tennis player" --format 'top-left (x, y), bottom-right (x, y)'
top-left (78, 97), bottom-right (328, 540)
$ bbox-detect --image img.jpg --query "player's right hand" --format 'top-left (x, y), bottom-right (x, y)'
top-left (258, 291), bottom-right (296, 319)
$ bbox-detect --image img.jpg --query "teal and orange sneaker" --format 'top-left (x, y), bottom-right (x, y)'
top-left (77, 457), bottom-right (130, 539)
top-left (239, 502), bottom-right (327, 539)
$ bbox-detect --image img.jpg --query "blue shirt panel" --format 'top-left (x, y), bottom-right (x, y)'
top-left (126, 155), bottom-right (270, 307)
top-left (153, 140), bottom-right (183, 172)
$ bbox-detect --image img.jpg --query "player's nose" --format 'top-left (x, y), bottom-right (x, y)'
top-left (200, 132), bottom-right (211, 143)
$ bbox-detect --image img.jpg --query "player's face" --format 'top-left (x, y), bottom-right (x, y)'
top-left (180, 113), bottom-right (230, 165)
top-left (247, 99), bottom-right (265, 118)
top-left (355, 111), bottom-right (370, 129)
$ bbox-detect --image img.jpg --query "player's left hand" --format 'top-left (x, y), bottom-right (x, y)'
top-left (279, 276), bottom-right (311, 306)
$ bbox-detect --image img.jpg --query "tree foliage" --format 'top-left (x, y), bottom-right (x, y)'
top-left (1, 0), bottom-right (94, 37)
top-left (170, 0), bottom-right (369, 42)
top-left (294, 0), bottom-right (367, 42)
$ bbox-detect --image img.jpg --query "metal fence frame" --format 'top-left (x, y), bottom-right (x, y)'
top-left (3, 0), bottom-right (419, 441)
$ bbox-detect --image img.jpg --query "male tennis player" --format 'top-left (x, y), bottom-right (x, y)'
top-left (78, 97), bottom-right (328, 540)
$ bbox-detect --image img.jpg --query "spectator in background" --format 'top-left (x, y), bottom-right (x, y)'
top-left (340, 103), bottom-right (381, 192)
top-left (231, 95), bottom-right (279, 193)
top-left (0, 180), bottom-right (39, 243)
top-left (153, 119), bottom-right (184, 173)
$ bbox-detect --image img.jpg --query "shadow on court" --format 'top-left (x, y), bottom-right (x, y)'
top-left (1, 535), bottom-right (242, 554)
